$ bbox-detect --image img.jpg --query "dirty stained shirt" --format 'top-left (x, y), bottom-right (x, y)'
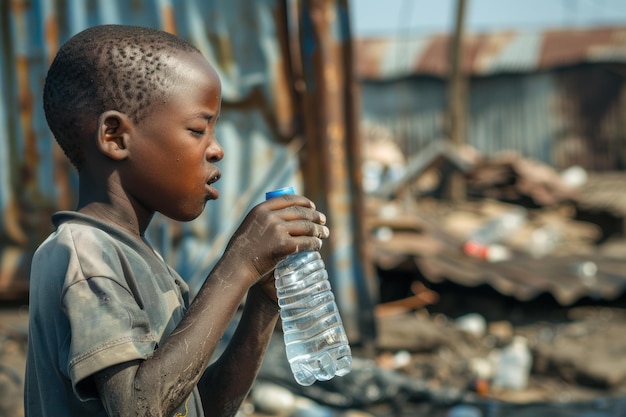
top-left (25, 211), bottom-right (203, 417)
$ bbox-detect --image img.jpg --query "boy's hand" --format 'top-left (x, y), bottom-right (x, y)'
top-left (223, 193), bottom-right (329, 299)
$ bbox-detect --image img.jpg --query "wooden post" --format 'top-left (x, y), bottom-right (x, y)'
top-left (447, 0), bottom-right (468, 201)
top-left (294, 0), bottom-right (377, 346)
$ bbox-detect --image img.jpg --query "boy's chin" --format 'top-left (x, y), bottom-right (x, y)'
top-left (162, 204), bottom-right (208, 223)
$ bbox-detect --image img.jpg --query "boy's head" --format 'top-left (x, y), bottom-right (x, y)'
top-left (44, 25), bottom-right (200, 170)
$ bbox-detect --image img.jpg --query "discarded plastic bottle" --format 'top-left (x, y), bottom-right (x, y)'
top-left (463, 208), bottom-right (527, 262)
top-left (492, 336), bottom-right (532, 391)
top-left (266, 187), bottom-right (352, 386)
top-left (468, 207), bottom-right (527, 245)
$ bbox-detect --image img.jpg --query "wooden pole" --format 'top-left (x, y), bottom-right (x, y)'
top-left (447, 0), bottom-right (468, 201)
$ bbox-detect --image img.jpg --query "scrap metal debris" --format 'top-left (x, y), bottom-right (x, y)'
top-left (365, 147), bottom-right (626, 306)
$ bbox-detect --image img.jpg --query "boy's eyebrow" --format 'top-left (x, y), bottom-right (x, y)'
top-left (188, 112), bottom-right (216, 122)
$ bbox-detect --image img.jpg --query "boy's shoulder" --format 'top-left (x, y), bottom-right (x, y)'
top-left (46, 211), bottom-right (141, 248)
top-left (31, 210), bottom-right (190, 303)
top-left (36, 211), bottom-right (127, 256)
top-left (33, 211), bottom-right (152, 283)
top-left (38, 211), bottom-right (179, 281)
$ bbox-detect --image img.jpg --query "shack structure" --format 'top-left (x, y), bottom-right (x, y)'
top-left (356, 26), bottom-right (626, 309)
top-left (356, 26), bottom-right (626, 171)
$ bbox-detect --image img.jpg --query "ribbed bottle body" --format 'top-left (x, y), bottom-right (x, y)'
top-left (275, 251), bottom-right (352, 386)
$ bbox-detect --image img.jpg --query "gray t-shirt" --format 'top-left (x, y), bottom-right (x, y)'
top-left (25, 212), bottom-right (203, 417)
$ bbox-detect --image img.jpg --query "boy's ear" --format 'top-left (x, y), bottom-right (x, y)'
top-left (96, 111), bottom-right (132, 161)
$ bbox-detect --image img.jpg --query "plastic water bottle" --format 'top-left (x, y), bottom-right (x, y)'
top-left (266, 187), bottom-right (352, 386)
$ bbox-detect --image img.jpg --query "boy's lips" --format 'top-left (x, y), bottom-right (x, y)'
top-left (207, 170), bottom-right (221, 185)
top-left (206, 185), bottom-right (219, 199)
top-left (206, 171), bottom-right (221, 198)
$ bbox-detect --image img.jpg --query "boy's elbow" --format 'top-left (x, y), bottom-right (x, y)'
top-left (99, 382), bottom-right (171, 417)
top-left (95, 360), bottom-right (171, 417)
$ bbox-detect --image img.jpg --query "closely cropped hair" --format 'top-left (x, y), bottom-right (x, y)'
top-left (43, 25), bottom-right (199, 170)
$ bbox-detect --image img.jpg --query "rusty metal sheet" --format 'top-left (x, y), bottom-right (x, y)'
top-left (416, 251), bottom-right (626, 306)
top-left (369, 207), bottom-right (626, 306)
top-left (293, 0), bottom-right (376, 341)
top-left (574, 172), bottom-right (626, 217)
top-left (1, 0), bottom-right (373, 345)
top-left (356, 26), bottom-right (626, 79)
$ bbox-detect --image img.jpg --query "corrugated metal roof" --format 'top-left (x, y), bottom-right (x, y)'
top-left (481, 31), bottom-right (542, 75)
top-left (368, 200), bottom-right (626, 306)
top-left (356, 26), bottom-right (626, 79)
top-left (574, 172), bottom-right (626, 217)
top-left (417, 250), bottom-right (626, 306)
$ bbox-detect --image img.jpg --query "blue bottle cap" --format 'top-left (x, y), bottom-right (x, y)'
top-left (266, 187), bottom-right (295, 200)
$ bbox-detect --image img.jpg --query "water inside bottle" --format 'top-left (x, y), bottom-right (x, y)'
top-left (290, 350), bottom-right (336, 386)
top-left (276, 251), bottom-right (320, 275)
top-left (284, 314), bottom-right (342, 342)
top-left (277, 279), bottom-right (331, 306)
top-left (280, 291), bottom-right (335, 317)
top-left (267, 188), bottom-right (352, 385)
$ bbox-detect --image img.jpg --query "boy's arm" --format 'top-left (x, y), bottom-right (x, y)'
top-left (95, 262), bottom-right (278, 417)
top-left (94, 195), bottom-right (327, 417)
top-left (197, 284), bottom-right (279, 417)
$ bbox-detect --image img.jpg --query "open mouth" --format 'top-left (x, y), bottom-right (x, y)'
top-left (207, 172), bottom-right (221, 185)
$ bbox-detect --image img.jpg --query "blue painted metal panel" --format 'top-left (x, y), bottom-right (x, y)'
top-left (0, 0), bottom-right (278, 282)
top-left (0, 0), bottom-right (302, 298)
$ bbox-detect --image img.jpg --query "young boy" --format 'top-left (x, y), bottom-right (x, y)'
top-left (25, 24), bottom-right (329, 417)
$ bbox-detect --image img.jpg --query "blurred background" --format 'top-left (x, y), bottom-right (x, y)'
top-left (2, 1), bottom-right (626, 416)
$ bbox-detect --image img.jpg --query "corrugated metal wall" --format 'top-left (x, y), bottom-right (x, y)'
top-left (1, 0), bottom-right (298, 293)
top-left (0, 0), bottom-right (374, 342)
top-left (361, 65), bottom-right (626, 170)
top-left (356, 28), bottom-right (626, 171)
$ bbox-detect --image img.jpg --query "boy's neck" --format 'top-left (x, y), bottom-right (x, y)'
top-left (76, 176), bottom-right (153, 238)
top-left (78, 203), bottom-right (145, 237)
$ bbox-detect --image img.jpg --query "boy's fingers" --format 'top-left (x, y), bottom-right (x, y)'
top-left (285, 221), bottom-right (329, 239)
top-left (269, 204), bottom-right (327, 225)
top-left (265, 194), bottom-right (316, 210)
top-left (291, 236), bottom-right (324, 253)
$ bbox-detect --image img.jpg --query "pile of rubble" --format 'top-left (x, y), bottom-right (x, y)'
top-left (348, 144), bottom-right (626, 415)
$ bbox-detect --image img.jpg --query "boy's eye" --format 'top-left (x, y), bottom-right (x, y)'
top-left (189, 129), bottom-right (206, 136)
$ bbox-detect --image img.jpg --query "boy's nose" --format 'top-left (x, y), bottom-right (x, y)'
top-left (207, 139), bottom-right (224, 163)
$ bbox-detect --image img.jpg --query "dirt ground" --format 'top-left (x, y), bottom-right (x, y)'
top-left (0, 303), bottom-right (28, 417)
top-left (4, 291), bottom-right (626, 417)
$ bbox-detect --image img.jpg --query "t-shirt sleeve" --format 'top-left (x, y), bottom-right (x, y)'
top-left (62, 276), bottom-right (156, 400)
